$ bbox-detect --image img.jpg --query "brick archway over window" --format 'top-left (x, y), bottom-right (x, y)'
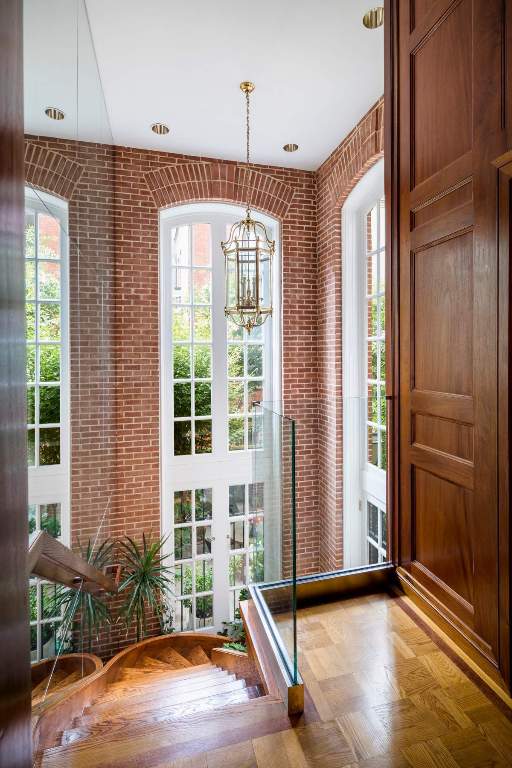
top-left (316, 97), bottom-right (384, 573)
top-left (144, 162), bottom-right (295, 220)
top-left (25, 142), bottom-right (83, 200)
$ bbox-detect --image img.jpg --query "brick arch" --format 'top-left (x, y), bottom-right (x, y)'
top-left (144, 161), bottom-right (295, 220)
top-left (25, 142), bottom-right (83, 200)
top-left (316, 97), bottom-right (384, 574)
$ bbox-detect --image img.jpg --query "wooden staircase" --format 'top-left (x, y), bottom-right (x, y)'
top-left (33, 637), bottom-right (286, 768)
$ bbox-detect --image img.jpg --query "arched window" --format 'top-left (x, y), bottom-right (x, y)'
top-left (342, 160), bottom-right (387, 568)
top-left (25, 187), bottom-right (70, 661)
top-left (160, 203), bottom-right (281, 630)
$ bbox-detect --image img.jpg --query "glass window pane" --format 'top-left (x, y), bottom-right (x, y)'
top-left (39, 386), bottom-right (60, 424)
top-left (247, 346), bottom-right (263, 377)
top-left (193, 270), bottom-right (211, 304)
top-left (367, 205), bottom-right (377, 253)
top-left (367, 298), bottom-right (378, 337)
top-left (40, 503), bottom-right (61, 538)
top-left (196, 525), bottom-right (212, 555)
top-left (174, 527), bottom-right (192, 560)
top-left (248, 380), bottom-right (263, 409)
top-left (173, 345), bottom-right (191, 379)
top-left (229, 554), bottom-right (245, 586)
top-left (368, 384), bottom-right (378, 424)
top-left (175, 563), bottom-right (193, 596)
top-left (368, 502), bottom-right (379, 541)
top-left (28, 504), bottom-right (36, 535)
top-left (41, 621), bottom-right (59, 659)
top-left (195, 488), bottom-right (212, 520)
top-left (380, 431), bottom-right (387, 471)
top-left (228, 382), bottom-right (244, 414)
top-left (229, 417), bottom-right (245, 451)
top-left (25, 212), bottom-right (35, 258)
top-left (38, 214), bottom-right (60, 259)
top-left (193, 345), bottom-right (211, 378)
top-left (379, 385), bottom-right (387, 425)
top-left (196, 595), bottom-right (213, 627)
top-left (379, 198), bottom-right (386, 250)
top-left (172, 225), bottom-right (190, 267)
top-left (30, 584), bottom-right (37, 621)
top-left (381, 508), bottom-right (388, 550)
top-left (229, 485), bottom-right (245, 517)
top-left (26, 302), bottom-right (35, 341)
top-left (173, 307), bottom-right (191, 342)
top-left (26, 345), bottom-right (36, 382)
top-left (41, 583), bottom-right (59, 619)
top-left (39, 303), bottom-right (60, 341)
top-left (367, 253), bottom-right (378, 295)
top-left (249, 515), bottom-right (264, 548)
top-left (174, 421), bottom-right (192, 456)
top-left (230, 520), bottom-right (244, 550)
top-left (30, 625), bottom-right (38, 662)
top-left (173, 267), bottom-right (191, 304)
top-left (192, 223), bottom-right (211, 267)
top-left (249, 550), bottom-right (264, 583)
top-left (39, 428), bottom-right (60, 465)
top-left (25, 260), bottom-right (35, 300)
top-left (27, 386), bottom-right (35, 424)
top-left (379, 250), bottom-right (385, 292)
top-left (227, 319), bottom-right (243, 340)
top-left (228, 345), bottom-right (244, 377)
top-left (38, 261), bottom-right (60, 300)
top-left (248, 414), bottom-right (263, 450)
top-left (367, 425), bottom-right (378, 466)
top-left (194, 382), bottom-right (211, 417)
top-left (193, 308), bottom-right (211, 341)
top-left (368, 543), bottom-right (379, 564)
top-left (379, 297), bottom-right (385, 335)
top-left (174, 382), bottom-right (191, 418)
top-left (368, 342), bottom-right (378, 380)
top-left (39, 345), bottom-right (60, 382)
top-left (379, 341), bottom-right (386, 380)
top-left (27, 429), bottom-right (35, 466)
top-left (195, 559), bottom-right (213, 592)
top-left (174, 490), bottom-right (192, 524)
top-left (249, 482), bottom-right (264, 513)
top-left (195, 420), bottom-right (212, 454)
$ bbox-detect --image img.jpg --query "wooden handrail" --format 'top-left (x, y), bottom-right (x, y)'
top-left (28, 532), bottom-right (116, 594)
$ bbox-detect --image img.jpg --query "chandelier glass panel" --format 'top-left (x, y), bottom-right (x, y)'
top-left (222, 82), bottom-right (274, 333)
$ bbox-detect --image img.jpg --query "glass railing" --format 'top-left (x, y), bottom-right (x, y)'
top-left (252, 402), bottom-right (298, 685)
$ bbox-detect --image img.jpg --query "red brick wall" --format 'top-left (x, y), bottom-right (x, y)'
top-left (315, 98), bottom-right (384, 572)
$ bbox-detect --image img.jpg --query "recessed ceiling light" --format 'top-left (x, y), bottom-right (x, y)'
top-left (45, 107), bottom-right (65, 121)
top-left (363, 7), bottom-right (384, 29)
top-left (151, 123), bottom-right (170, 135)
top-left (283, 143), bottom-right (299, 153)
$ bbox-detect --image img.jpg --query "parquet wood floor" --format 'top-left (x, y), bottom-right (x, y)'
top-left (164, 592), bottom-right (512, 767)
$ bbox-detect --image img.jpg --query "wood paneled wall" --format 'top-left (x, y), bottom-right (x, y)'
top-left (387, 0), bottom-right (512, 690)
top-left (0, 0), bottom-right (32, 765)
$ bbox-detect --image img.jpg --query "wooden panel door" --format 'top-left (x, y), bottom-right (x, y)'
top-left (390, 0), bottom-right (512, 685)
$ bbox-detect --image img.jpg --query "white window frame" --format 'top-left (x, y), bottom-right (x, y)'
top-left (342, 160), bottom-right (385, 569)
top-left (159, 203), bottom-right (281, 630)
top-left (26, 186), bottom-right (71, 662)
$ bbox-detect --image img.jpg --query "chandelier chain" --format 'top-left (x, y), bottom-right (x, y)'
top-left (246, 87), bottom-right (251, 217)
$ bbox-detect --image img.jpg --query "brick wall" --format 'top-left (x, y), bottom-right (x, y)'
top-left (315, 97), bottom-right (384, 572)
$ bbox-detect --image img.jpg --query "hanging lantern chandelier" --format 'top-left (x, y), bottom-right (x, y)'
top-left (222, 81), bottom-right (275, 333)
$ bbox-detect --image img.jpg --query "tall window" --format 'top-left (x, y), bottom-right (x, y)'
top-left (161, 204), bottom-right (280, 630)
top-left (342, 161), bottom-right (387, 569)
top-left (25, 187), bottom-right (70, 661)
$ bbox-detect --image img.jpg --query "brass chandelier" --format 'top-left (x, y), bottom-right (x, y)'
top-left (222, 81), bottom-right (275, 333)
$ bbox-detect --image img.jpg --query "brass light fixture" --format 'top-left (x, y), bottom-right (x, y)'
top-left (45, 107), bottom-right (65, 121)
top-left (151, 122), bottom-right (170, 135)
top-left (362, 7), bottom-right (384, 29)
top-left (222, 82), bottom-right (274, 333)
top-left (283, 143), bottom-right (299, 152)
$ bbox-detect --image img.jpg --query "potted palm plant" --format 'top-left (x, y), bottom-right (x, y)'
top-left (118, 533), bottom-right (174, 642)
top-left (52, 538), bottom-right (115, 654)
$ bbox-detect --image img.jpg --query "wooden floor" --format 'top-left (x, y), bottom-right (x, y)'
top-left (164, 592), bottom-right (512, 767)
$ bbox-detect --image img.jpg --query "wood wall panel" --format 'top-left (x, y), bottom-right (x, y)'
top-left (0, 0), bottom-right (32, 765)
top-left (413, 233), bottom-right (473, 395)
top-left (391, 0), bottom-right (512, 688)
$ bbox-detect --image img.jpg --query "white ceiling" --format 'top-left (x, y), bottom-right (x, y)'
top-left (24, 0), bottom-right (384, 171)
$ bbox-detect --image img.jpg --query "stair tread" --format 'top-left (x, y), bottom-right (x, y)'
top-left (42, 698), bottom-right (285, 768)
top-left (61, 687), bottom-right (255, 745)
top-left (117, 661), bottom-right (214, 682)
top-left (150, 647), bottom-right (193, 668)
top-left (91, 668), bottom-right (229, 706)
top-left (86, 676), bottom-right (244, 720)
